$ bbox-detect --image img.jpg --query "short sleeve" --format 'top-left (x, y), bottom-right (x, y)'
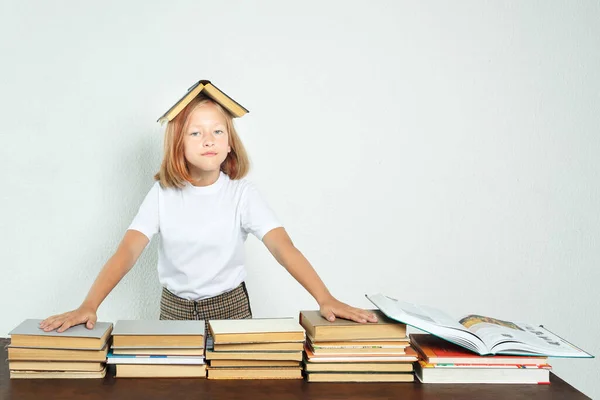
top-left (127, 183), bottom-right (160, 240)
top-left (240, 183), bottom-right (282, 240)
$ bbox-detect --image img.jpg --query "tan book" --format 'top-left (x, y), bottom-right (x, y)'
top-left (213, 342), bottom-right (303, 352)
top-left (112, 320), bottom-right (205, 348)
top-left (306, 372), bottom-right (414, 383)
top-left (8, 344), bottom-right (109, 362)
top-left (157, 80), bottom-right (249, 123)
top-left (308, 342), bottom-right (408, 355)
top-left (10, 367), bottom-right (107, 379)
top-left (209, 318), bottom-right (304, 344)
top-left (210, 359), bottom-right (301, 368)
top-left (112, 348), bottom-right (205, 356)
top-left (9, 319), bottom-right (113, 350)
top-left (205, 350), bottom-right (303, 361)
top-left (304, 361), bottom-right (413, 373)
top-left (115, 364), bottom-right (207, 378)
top-left (299, 310), bottom-right (406, 341)
top-left (304, 344), bottom-right (418, 363)
top-left (308, 336), bottom-right (409, 348)
top-left (207, 367), bottom-right (302, 380)
top-left (9, 361), bottom-right (104, 372)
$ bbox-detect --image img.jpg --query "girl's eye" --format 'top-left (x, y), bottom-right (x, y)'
top-left (190, 132), bottom-right (199, 136)
top-left (214, 130), bottom-right (224, 135)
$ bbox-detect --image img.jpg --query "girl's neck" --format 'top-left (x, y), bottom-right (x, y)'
top-left (189, 170), bottom-right (221, 187)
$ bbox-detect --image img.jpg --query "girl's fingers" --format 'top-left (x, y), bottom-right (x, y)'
top-left (39, 315), bottom-right (59, 328)
top-left (43, 314), bottom-right (70, 332)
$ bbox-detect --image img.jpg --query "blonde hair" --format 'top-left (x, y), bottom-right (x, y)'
top-left (154, 95), bottom-right (250, 188)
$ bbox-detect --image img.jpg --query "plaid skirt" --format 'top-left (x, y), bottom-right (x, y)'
top-left (159, 282), bottom-right (252, 334)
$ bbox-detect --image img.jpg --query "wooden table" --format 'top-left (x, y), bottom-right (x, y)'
top-left (0, 338), bottom-right (589, 399)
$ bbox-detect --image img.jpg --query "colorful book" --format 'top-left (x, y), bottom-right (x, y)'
top-left (411, 334), bottom-right (548, 365)
top-left (367, 293), bottom-right (594, 358)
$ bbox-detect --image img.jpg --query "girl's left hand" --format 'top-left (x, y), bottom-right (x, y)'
top-left (319, 297), bottom-right (378, 324)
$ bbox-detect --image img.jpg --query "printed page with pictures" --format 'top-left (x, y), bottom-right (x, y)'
top-left (366, 294), bottom-right (488, 354)
top-left (367, 293), bottom-right (593, 358)
top-left (459, 316), bottom-right (591, 357)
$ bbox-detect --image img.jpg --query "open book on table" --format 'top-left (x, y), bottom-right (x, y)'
top-left (366, 293), bottom-right (593, 358)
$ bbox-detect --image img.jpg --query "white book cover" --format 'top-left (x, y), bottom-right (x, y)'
top-left (107, 351), bottom-right (205, 365)
top-left (112, 320), bottom-right (205, 336)
top-left (209, 318), bottom-right (304, 335)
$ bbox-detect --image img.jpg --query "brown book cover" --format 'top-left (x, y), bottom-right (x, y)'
top-left (157, 80), bottom-right (249, 123)
top-left (299, 310), bottom-right (406, 341)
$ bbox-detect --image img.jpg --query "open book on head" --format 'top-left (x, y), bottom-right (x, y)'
top-left (366, 293), bottom-right (593, 358)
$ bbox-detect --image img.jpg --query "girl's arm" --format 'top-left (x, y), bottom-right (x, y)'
top-left (262, 227), bottom-right (377, 323)
top-left (39, 230), bottom-right (149, 332)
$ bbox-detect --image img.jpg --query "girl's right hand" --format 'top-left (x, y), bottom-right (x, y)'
top-left (39, 306), bottom-right (98, 333)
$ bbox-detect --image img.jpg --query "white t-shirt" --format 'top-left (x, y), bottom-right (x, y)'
top-left (127, 171), bottom-right (282, 301)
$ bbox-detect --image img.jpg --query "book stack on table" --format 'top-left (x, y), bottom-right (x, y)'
top-left (411, 334), bottom-right (552, 384)
top-left (366, 293), bottom-right (594, 385)
top-left (108, 320), bottom-right (206, 378)
top-left (299, 310), bottom-right (417, 382)
top-left (8, 319), bottom-right (112, 379)
top-left (205, 318), bottom-right (305, 379)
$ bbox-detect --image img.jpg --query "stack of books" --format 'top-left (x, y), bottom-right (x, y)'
top-left (205, 318), bottom-right (305, 379)
top-left (411, 334), bottom-right (552, 384)
top-left (299, 310), bottom-right (417, 382)
top-left (108, 320), bottom-right (206, 378)
top-left (367, 293), bottom-right (594, 384)
top-left (7, 319), bottom-right (112, 379)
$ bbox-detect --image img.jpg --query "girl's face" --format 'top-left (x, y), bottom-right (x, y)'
top-left (183, 102), bottom-right (231, 183)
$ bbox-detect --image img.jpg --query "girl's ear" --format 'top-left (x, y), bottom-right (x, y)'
top-left (228, 145), bottom-right (231, 153)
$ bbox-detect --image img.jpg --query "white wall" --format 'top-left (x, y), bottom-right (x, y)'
top-left (1, 0), bottom-right (598, 397)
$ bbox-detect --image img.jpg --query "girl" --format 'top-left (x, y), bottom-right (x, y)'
top-left (40, 88), bottom-right (377, 333)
